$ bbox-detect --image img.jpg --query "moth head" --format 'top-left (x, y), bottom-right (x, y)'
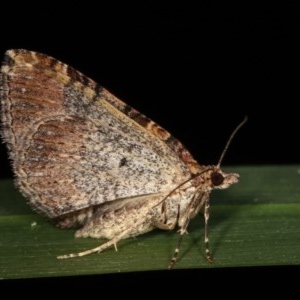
top-left (196, 117), bottom-right (247, 190)
top-left (208, 168), bottom-right (239, 190)
top-left (207, 116), bottom-right (247, 189)
top-left (189, 166), bottom-right (238, 191)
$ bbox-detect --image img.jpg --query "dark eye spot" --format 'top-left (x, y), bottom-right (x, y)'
top-left (211, 172), bottom-right (224, 186)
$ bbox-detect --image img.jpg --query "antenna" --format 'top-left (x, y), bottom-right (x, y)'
top-left (217, 116), bottom-right (248, 167)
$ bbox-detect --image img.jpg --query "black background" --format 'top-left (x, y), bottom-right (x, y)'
top-left (0, 2), bottom-right (299, 289)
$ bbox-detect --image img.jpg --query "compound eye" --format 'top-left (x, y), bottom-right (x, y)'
top-left (211, 171), bottom-right (224, 186)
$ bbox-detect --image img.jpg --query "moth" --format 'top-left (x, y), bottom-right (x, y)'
top-left (0, 49), bottom-right (246, 269)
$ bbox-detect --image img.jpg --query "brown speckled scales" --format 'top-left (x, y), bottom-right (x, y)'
top-left (0, 49), bottom-right (240, 267)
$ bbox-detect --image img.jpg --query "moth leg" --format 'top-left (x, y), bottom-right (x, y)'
top-left (167, 191), bottom-right (210, 269)
top-left (167, 216), bottom-right (191, 270)
top-left (204, 198), bottom-right (213, 263)
top-left (152, 199), bottom-right (180, 231)
top-left (113, 242), bottom-right (118, 252)
top-left (57, 228), bottom-right (131, 259)
top-left (152, 219), bottom-right (177, 230)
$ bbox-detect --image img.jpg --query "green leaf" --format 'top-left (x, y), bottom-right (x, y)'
top-left (1, 165), bottom-right (300, 279)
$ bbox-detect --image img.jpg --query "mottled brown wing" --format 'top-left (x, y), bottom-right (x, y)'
top-left (0, 49), bottom-right (201, 217)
